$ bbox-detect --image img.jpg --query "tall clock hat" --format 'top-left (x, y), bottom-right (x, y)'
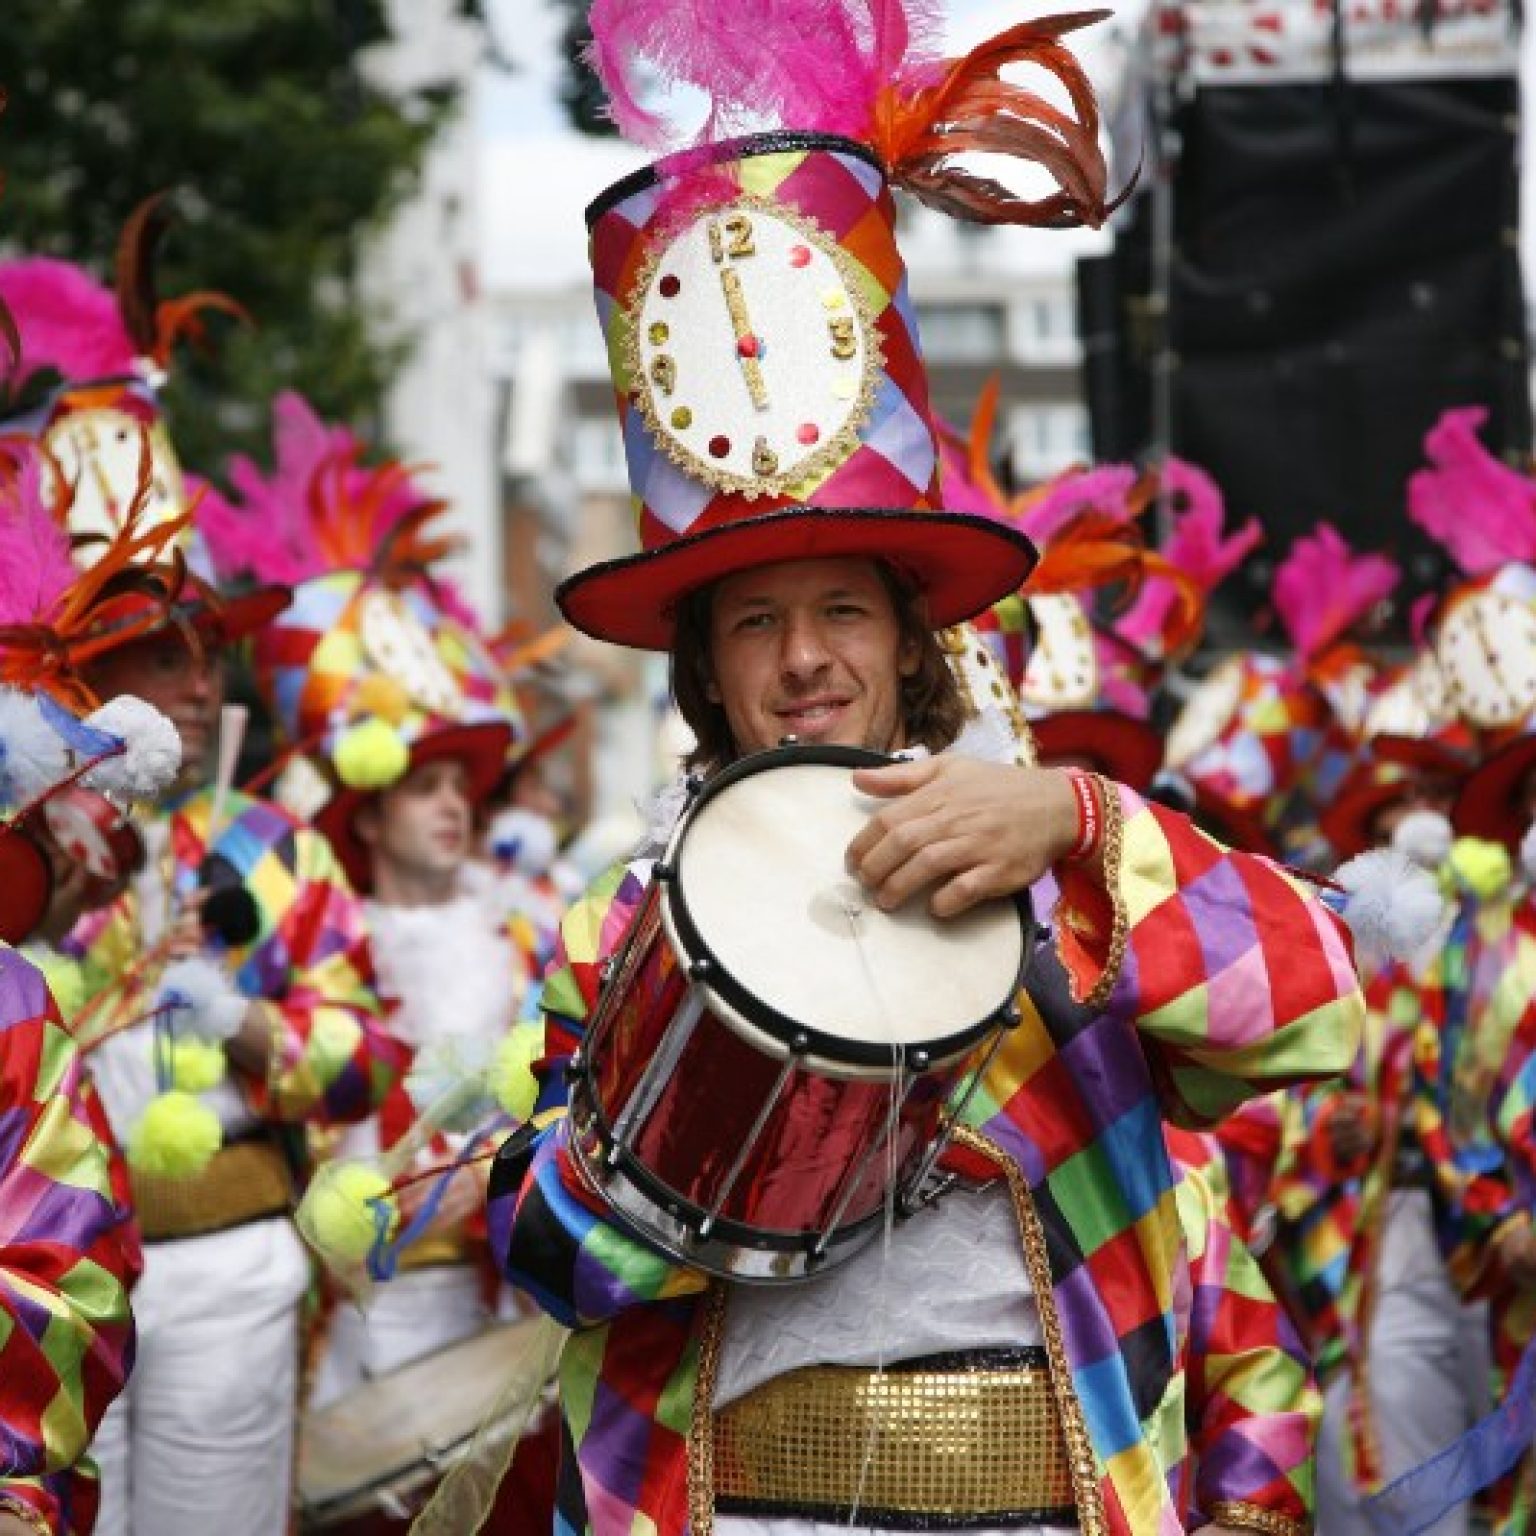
top-left (0, 199), bottom-right (288, 647)
top-left (555, 0), bottom-right (1115, 650)
top-left (0, 435), bottom-right (185, 943)
top-left (200, 392), bottom-right (522, 892)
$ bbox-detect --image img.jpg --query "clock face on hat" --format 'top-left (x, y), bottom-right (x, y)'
top-left (1435, 590), bottom-right (1536, 730)
top-left (358, 590), bottom-right (463, 718)
top-left (1019, 595), bottom-right (1098, 713)
top-left (42, 409), bottom-right (186, 550)
top-left (1363, 653), bottom-right (1453, 739)
top-left (1165, 657), bottom-right (1245, 770)
top-left (627, 197), bottom-right (881, 497)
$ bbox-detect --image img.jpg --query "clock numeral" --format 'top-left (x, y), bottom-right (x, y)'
top-left (650, 354), bottom-right (677, 396)
top-left (708, 215), bottom-right (757, 263)
top-left (828, 316), bottom-right (857, 360)
top-left (724, 214), bottom-right (755, 259)
top-left (752, 436), bottom-right (779, 477)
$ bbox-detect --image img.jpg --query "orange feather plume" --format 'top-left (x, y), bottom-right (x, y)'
top-left (872, 11), bottom-right (1117, 229)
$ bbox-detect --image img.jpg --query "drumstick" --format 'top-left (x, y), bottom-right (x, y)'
top-left (206, 704), bottom-right (248, 848)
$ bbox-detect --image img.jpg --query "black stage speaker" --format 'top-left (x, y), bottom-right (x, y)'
top-left (1080, 70), bottom-right (1529, 635)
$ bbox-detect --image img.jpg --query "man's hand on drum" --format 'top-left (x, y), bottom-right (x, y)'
top-left (847, 758), bottom-right (1088, 918)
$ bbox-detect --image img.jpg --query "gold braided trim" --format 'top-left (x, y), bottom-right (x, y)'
top-left (712, 1357), bottom-right (1073, 1518)
top-left (1207, 1499), bottom-right (1312, 1536)
top-left (0, 1495), bottom-right (54, 1536)
top-left (954, 1125), bottom-right (1109, 1536)
top-left (1082, 773), bottom-right (1127, 1013)
top-left (688, 1282), bottom-right (729, 1536)
top-left (133, 1138), bottom-right (293, 1242)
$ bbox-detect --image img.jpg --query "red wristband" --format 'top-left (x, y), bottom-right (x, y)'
top-left (1063, 769), bottom-right (1102, 864)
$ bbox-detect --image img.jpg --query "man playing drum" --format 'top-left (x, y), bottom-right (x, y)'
top-left (488, 7), bottom-right (1366, 1536)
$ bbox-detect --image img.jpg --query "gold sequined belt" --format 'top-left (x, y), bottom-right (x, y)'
top-left (712, 1347), bottom-right (1076, 1531)
top-left (133, 1137), bottom-right (294, 1243)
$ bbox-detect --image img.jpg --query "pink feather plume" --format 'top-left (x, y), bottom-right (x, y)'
top-left (1272, 522), bottom-right (1399, 660)
top-left (1114, 458), bottom-right (1261, 658)
top-left (0, 259), bottom-right (136, 388)
top-left (585, 0), bottom-right (945, 149)
top-left (1407, 406), bottom-right (1536, 576)
top-left (1016, 463), bottom-right (1139, 546)
top-left (0, 443), bottom-right (78, 625)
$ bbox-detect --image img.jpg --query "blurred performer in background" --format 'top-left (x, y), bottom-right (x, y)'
top-left (0, 235), bottom-right (404, 1536)
top-left (0, 439), bottom-right (184, 1535)
top-left (488, 9), bottom-right (1368, 1536)
top-left (200, 391), bottom-right (536, 1397)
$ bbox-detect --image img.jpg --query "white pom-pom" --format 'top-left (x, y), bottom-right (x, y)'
top-left (156, 956), bottom-right (246, 1042)
top-left (403, 1034), bottom-right (498, 1132)
top-left (81, 697), bottom-right (182, 800)
top-left (0, 690), bottom-right (68, 806)
top-left (487, 807), bottom-right (559, 877)
top-left (1331, 847), bottom-right (1448, 970)
top-left (1521, 823), bottom-right (1536, 886)
top-left (1392, 809), bottom-right (1454, 873)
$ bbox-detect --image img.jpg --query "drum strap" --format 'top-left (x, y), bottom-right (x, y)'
top-left (712, 1347), bottom-right (1076, 1530)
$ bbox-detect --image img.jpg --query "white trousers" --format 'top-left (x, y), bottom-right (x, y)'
top-left (308, 1262), bottom-right (489, 1410)
top-left (1316, 1190), bottom-right (1493, 1536)
top-left (92, 1217), bottom-right (310, 1536)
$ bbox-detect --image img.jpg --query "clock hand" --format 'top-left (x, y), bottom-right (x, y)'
top-left (1469, 605), bottom-right (1510, 714)
top-left (719, 266), bottom-right (770, 412)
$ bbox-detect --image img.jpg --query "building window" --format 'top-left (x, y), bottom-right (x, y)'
top-left (918, 302), bottom-right (1006, 362)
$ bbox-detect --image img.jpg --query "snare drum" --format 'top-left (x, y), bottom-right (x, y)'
top-left (568, 744), bottom-right (1033, 1282)
top-left (299, 1319), bottom-right (559, 1535)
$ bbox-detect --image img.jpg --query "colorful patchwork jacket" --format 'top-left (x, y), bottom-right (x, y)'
top-left (490, 782), bottom-right (1363, 1536)
top-left (62, 786), bottom-right (402, 1127)
top-left (0, 948), bottom-right (141, 1536)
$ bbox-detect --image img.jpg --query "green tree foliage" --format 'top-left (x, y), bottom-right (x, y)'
top-left (550, 0), bottom-right (614, 138)
top-left (0, 0), bottom-right (456, 469)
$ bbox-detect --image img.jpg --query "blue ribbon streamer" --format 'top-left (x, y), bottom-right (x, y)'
top-left (365, 1118), bottom-right (506, 1283)
top-left (1364, 1330), bottom-right (1536, 1536)
top-left (35, 692), bottom-right (122, 760)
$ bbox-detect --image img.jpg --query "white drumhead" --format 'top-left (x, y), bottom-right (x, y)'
top-left (674, 760), bottom-right (1025, 1050)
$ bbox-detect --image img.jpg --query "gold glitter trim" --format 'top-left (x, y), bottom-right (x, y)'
top-left (712, 1356), bottom-right (1073, 1517)
top-left (0, 1497), bottom-right (54, 1536)
top-left (953, 1125), bottom-right (1109, 1536)
top-left (688, 1281), bottom-right (729, 1536)
top-left (1055, 774), bottom-right (1127, 1013)
top-left (1207, 1499), bottom-right (1311, 1536)
top-left (621, 192), bottom-right (885, 501)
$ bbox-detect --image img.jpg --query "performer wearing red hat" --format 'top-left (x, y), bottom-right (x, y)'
top-left (486, 9), bottom-right (1367, 1536)
top-left (201, 392), bottom-right (542, 1401)
top-left (0, 242), bottom-right (405, 1536)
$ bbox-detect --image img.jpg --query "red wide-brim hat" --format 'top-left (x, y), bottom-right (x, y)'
top-left (1193, 785), bottom-right (1280, 858)
top-left (1452, 732), bottom-right (1536, 851)
top-left (1028, 709), bottom-right (1165, 793)
top-left (1321, 736), bottom-right (1471, 860)
top-left (316, 721), bottom-right (514, 895)
top-left (557, 508), bottom-right (1037, 652)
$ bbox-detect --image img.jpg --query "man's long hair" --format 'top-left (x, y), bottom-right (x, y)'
top-left (669, 561), bottom-right (969, 773)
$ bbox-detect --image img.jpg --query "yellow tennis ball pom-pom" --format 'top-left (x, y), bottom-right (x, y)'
top-left (332, 719), bottom-right (409, 790)
top-left (169, 1038), bottom-right (228, 1094)
top-left (301, 1161), bottom-right (400, 1264)
top-left (490, 1025), bottom-right (542, 1123)
top-left (32, 950), bottom-right (86, 1021)
top-left (1446, 836), bottom-right (1512, 902)
top-left (127, 1091), bottom-right (223, 1178)
top-left (353, 672), bottom-right (412, 726)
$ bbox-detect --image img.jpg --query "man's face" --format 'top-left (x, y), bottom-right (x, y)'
top-left (359, 756), bottom-right (475, 888)
top-left (705, 557), bottom-right (918, 757)
top-left (85, 631), bottom-right (224, 798)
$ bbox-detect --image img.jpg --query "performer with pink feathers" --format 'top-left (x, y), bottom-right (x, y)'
top-left (0, 221), bottom-right (405, 1536)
